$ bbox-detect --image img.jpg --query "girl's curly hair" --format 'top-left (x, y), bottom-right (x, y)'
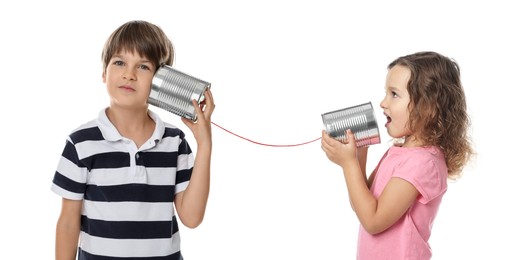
top-left (389, 51), bottom-right (474, 179)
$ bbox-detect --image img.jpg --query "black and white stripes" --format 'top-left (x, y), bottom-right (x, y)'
top-left (51, 109), bottom-right (192, 259)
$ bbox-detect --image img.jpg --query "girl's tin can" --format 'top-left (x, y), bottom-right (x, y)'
top-left (322, 102), bottom-right (381, 147)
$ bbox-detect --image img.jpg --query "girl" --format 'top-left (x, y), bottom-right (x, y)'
top-left (321, 51), bottom-right (474, 259)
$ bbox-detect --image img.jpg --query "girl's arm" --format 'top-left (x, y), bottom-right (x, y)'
top-left (356, 146), bottom-right (369, 187)
top-left (56, 198), bottom-right (82, 260)
top-left (175, 89), bottom-right (215, 228)
top-left (321, 130), bottom-right (418, 235)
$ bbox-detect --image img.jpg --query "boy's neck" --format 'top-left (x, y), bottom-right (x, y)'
top-left (105, 106), bottom-right (155, 140)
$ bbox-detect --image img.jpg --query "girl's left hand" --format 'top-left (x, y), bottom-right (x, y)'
top-left (321, 129), bottom-right (358, 168)
top-left (181, 89), bottom-right (215, 146)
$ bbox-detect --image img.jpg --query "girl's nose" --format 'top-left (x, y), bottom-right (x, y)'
top-left (380, 98), bottom-right (386, 109)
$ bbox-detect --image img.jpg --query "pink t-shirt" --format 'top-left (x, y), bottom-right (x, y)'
top-left (357, 146), bottom-right (448, 260)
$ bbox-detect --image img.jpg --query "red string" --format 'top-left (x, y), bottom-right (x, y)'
top-left (211, 122), bottom-right (321, 147)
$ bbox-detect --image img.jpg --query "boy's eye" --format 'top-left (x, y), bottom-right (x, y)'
top-left (138, 64), bottom-right (151, 71)
top-left (113, 60), bottom-right (124, 66)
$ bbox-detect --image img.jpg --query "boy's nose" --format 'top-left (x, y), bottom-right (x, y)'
top-left (123, 69), bottom-right (137, 81)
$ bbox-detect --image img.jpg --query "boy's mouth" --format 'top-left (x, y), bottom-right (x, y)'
top-left (119, 85), bottom-right (136, 92)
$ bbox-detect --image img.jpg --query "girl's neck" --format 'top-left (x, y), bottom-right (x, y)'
top-left (401, 134), bottom-right (424, 148)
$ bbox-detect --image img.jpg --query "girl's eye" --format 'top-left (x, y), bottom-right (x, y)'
top-left (391, 91), bottom-right (398, 97)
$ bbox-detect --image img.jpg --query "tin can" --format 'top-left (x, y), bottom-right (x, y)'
top-left (148, 65), bottom-right (210, 121)
top-left (322, 102), bottom-right (381, 147)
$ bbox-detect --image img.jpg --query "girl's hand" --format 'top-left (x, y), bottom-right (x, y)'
top-left (181, 89), bottom-right (215, 146)
top-left (321, 129), bottom-right (358, 168)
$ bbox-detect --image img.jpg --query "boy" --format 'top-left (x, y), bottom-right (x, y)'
top-left (51, 20), bottom-right (215, 260)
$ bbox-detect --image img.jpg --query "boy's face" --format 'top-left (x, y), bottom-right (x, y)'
top-left (380, 65), bottom-right (413, 140)
top-left (103, 50), bottom-right (156, 110)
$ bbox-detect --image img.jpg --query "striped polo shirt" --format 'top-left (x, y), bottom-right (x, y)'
top-left (51, 109), bottom-right (193, 259)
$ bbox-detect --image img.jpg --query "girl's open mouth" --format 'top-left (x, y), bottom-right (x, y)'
top-left (384, 114), bottom-right (391, 127)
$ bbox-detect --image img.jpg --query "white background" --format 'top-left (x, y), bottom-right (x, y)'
top-left (1, 1), bottom-right (520, 259)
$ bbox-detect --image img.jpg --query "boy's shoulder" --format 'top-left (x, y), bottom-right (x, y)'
top-left (148, 109), bottom-right (186, 139)
top-left (69, 109), bottom-right (106, 137)
top-left (71, 118), bottom-right (98, 132)
top-left (161, 121), bottom-right (186, 139)
top-left (67, 118), bottom-right (102, 144)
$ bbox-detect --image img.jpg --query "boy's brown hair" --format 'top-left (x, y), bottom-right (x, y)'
top-left (101, 20), bottom-right (174, 73)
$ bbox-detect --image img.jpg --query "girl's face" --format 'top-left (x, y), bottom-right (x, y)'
top-left (103, 50), bottom-right (156, 110)
top-left (380, 65), bottom-right (414, 143)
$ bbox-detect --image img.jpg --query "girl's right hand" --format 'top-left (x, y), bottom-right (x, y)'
top-left (321, 129), bottom-right (358, 168)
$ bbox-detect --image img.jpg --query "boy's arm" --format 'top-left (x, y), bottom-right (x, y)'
top-left (177, 89), bottom-right (215, 228)
top-left (56, 198), bottom-right (82, 260)
top-left (174, 142), bottom-right (211, 228)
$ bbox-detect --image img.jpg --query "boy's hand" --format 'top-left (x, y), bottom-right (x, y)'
top-left (181, 89), bottom-right (215, 146)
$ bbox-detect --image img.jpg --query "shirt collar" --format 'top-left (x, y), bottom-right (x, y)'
top-left (96, 108), bottom-right (166, 144)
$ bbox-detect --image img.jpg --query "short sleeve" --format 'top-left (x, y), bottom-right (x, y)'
top-left (392, 151), bottom-right (447, 204)
top-left (174, 132), bottom-right (194, 194)
top-left (50, 139), bottom-right (88, 200)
